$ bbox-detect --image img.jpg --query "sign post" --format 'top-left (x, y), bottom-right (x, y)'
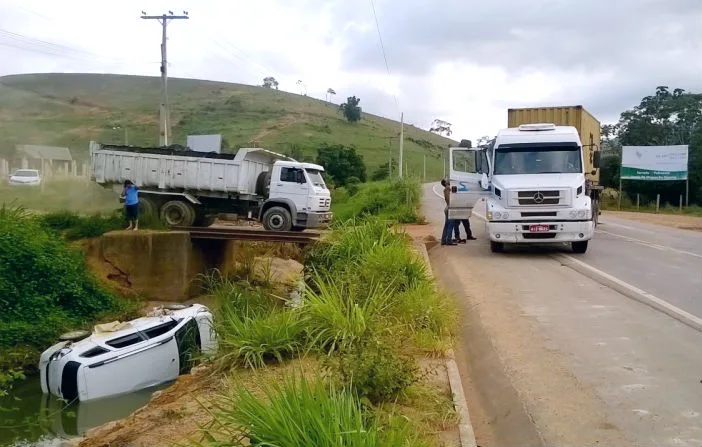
top-left (620, 145), bottom-right (689, 208)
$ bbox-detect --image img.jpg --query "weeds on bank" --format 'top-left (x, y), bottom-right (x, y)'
top-left (199, 218), bottom-right (458, 445)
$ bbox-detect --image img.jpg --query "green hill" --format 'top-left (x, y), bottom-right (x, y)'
top-left (0, 73), bottom-right (455, 180)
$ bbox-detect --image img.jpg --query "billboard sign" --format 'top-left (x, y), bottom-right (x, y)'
top-left (621, 145), bottom-right (688, 181)
top-left (187, 134), bottom-right (222, 153)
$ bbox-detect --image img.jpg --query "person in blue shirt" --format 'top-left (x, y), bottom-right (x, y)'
top-left (121, 180), bottom-right (139, 231)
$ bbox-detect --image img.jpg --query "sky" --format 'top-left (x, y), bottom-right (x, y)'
top-left (0, 0), bottom-right (699, 142)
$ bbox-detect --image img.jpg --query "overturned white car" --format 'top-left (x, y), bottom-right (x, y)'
top-left (39, 304), bottom-right (217, 402)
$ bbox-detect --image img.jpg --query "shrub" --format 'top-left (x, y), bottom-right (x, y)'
top-left (215, 299), bottom-right (304, 369)
top-left (302, 275), bottom-right (393, 354)
top-left (0, 204), bottom-right (125, 369)
top-left (332, 340), bottom-right (418, 404)
top-left (331, 178), bottom-right (421, 223)
top-left (201, 375), bottom-right (426, 447)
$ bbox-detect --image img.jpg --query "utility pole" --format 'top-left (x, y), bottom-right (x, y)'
top-left (423, 154), bottom-right (426, 182)
top-left (398, 112), bottom-right (404, 178)
top-left (141, 10), bottom-right (189, 146)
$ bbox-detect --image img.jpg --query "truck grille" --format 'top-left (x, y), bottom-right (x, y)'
top-left (318, 198), bottom-right (330, 207)
top-left (517, 190), bottom-right (560, 206)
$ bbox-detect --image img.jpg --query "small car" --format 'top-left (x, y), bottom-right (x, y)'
top-left (9, 169), bottom-right (41, 185)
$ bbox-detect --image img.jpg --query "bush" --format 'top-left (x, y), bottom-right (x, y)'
top-left (331, 178), bottom-right (421, 223)
top-left (201, 375), bottom-right (426, 447)
top-left (40, 209), bottom-right (164, 240)
top-left (216, 306), bottom-right (305, 369)
top-left (302, 275), bottom-right (393, 353)
top-left (0, 205), bottom-right (126, 368)
top-left (332, 340), bottom-right (418, 404)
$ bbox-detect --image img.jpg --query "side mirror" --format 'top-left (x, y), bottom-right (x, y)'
top-left (480, 173), bottom-right (489, 190)
top-left (592, 151), bottom-right (601, 169)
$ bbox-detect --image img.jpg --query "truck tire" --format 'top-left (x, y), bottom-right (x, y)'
top-left (572, 241), bottom-right (588, 254)
top-left (490, 241), bottom-right (504, 253)
top-left (139, 197), bottom-right (157, 219)
top-left (194, 214), bottom-right (216, 227)
top-left (255, 171), bottom-right (272, 198)
top-left (160, 200), bottom-right (196, 227)
top-left (262, 206), bottom-right (292, 231)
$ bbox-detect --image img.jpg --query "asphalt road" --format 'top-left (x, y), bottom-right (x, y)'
top-left (424, 183), bottom-right (702, 447)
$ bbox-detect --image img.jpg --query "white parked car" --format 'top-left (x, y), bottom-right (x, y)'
top-left (39, 304), bottom-right (217, 402)
top-left (9, 169), bottom-right (41, 185)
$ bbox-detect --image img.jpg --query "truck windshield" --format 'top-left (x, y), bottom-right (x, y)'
top-left (306, 169), bottom-right (326, 188)
top-left (494, 144), bottom-right (582, 175)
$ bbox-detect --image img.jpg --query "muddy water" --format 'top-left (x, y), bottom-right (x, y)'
top-left (0, 375), bottom-right (172, 447)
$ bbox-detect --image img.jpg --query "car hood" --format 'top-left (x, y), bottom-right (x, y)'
top-left (493, 173), bottom-right (584, 190)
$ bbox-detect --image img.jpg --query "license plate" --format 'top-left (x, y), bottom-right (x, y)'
top-left (529, 224), bottom-right (550, 233)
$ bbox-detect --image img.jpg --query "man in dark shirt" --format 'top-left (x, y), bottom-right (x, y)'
top-left (440, 179), bottom-right (457, 246)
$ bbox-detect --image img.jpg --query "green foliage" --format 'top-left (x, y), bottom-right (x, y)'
top-left (331, 178), bottom-right (422, 223)
top-left (215, 303), bottom-right (305, 369)
top-left (371, 159), bottom-right (397, 181)
top-left (339, 95), bottom-right (362, 122)
top-left (39, 209), bottom-right (163, 240)
top-left (332, 340), bottom-right (418, 405)
top-left (458, 139), bottom-right (472, 148)
top-left (0, 204), bottom-right (126, 372)
top-left (200, 375), bottom-right (426, 447)
top-left (316, 143), bottom-right (367, 186)
top-left (345, 176), bottom-right (361, 196)
top-left (302, 276), bottom-right (393, 354)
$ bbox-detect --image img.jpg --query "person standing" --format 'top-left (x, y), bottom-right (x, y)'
top-left (121, 180), bottom-right (139, 231)
top-left (440, 179), bottom-right (457, 246)
top-left (453, 218), bottom-right (477, 243)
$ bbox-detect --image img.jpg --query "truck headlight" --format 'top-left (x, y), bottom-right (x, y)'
top-left (501, 212), bottom-right (510, 220)
top-left (493, 211), bottom-right (501, 220)
top-left (577, 210), bottom-right (588, 219)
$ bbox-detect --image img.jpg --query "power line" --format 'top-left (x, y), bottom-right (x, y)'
top-left (369, 0), bottom-right (399, 113)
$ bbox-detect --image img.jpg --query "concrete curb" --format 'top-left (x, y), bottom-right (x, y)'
top-left (555, 253), bottom-right (702, 333)
top-left (416, 240), bottom-right (478, 447)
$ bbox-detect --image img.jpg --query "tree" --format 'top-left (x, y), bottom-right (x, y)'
top-left (296, 80), bottom-right (307, 96)
top-left (608, 86), bottom-right (702, 204)
top-left (262, 76), bottom-right (279, 89)
top-left (315, 143), bottom-right (366, 186)
top-left (339, 96), bottom-right (362, 122)
top-left (371, 159), bottom-right (397, 181)
top-left (458, 139), bottom-right (472, 148)
top-left (430, 119), bottom-right (452, 136)
top-left (326, 88), bottom-right (336, 102)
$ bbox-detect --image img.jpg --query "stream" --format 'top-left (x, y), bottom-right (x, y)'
top-left (0, 375), bottom-right (172, 447)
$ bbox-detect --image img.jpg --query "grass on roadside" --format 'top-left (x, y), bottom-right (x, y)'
top-left (331, 177), bottom-right (423, 223)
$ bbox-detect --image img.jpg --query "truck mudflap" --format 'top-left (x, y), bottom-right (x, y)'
top-left (487, 220), bottom-right (594, 243)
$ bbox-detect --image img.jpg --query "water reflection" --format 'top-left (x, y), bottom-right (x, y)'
top-left (1, 376), bottom-right (172, 447)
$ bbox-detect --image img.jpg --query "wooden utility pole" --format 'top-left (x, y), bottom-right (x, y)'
top-left (141, 11), bottom-right (189, 146)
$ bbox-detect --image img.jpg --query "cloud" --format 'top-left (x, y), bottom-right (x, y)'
top-left (0, 0), bottom-right (699, 141)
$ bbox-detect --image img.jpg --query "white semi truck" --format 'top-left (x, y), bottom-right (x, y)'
top-left (448, 123), bottom-right (600, 254)
top-left (90, 142), bottom-right (332, 231)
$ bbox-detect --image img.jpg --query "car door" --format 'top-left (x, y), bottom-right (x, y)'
top-left (448, 147), bottom-right (491, 219)
top-left (270, 166), bottom-right (309, 212)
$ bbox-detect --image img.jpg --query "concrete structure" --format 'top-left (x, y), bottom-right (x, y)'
top-left (85, 231), bottom-right (243, 302)
top-left (14, 144), bottom-right (73, 177)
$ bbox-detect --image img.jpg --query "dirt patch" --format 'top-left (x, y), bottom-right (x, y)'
top-left (604, 210), bottom-right (702, 232)
top-left (252, 114), bottom-right (303, 141)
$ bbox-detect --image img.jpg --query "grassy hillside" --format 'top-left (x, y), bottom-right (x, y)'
top-left (0, 73), bottom-right (455, 180)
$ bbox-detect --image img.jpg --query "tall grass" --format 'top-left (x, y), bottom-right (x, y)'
top-left (199, 375), bottom-right (428, 447)
top-left (331, 178), bottom-right (423, 223)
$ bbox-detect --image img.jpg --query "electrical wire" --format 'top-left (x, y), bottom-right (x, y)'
top-left (369, 0), bottom-right (400, 114)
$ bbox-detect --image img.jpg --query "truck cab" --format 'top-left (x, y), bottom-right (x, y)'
top-left (260, 160), bottom-right (332, 231)
top-left (484, 123), bottom-right (595, 253)
top-left (448, 123), bottom-right (597, 254)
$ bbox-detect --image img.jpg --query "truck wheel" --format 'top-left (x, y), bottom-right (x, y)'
top-left (262, 206), bottom-right (292, 231)
top-left (194, 214), bottom-right (216, 227)
top-left (139, 197), bottom-right (157, 218)
top-left (490, 241), bottom-right (504, 253)
top-left (572, 241), bottom-right (588, 254)
top-left (160, 200), bottom-right (196, 227)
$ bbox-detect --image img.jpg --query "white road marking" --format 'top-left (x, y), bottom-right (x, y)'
top-left (556, 253), bottom-right (702, 333)
top-left (596, 229), bottom-right (702, 260)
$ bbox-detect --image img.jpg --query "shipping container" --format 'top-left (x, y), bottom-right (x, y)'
top-left (507, 105), bottom-right (601, 186)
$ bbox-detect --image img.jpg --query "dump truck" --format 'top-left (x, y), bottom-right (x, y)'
top-left (507, 105), bottom-right (603, 220)
top-left (90, 142), bottom-right (332, 231)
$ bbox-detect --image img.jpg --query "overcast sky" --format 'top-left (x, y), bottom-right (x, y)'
top-left (0, 0), bottom-right (699, 141)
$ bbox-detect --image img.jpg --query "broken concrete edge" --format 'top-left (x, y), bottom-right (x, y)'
top-left (415, 240), bottom-right (478, 447)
